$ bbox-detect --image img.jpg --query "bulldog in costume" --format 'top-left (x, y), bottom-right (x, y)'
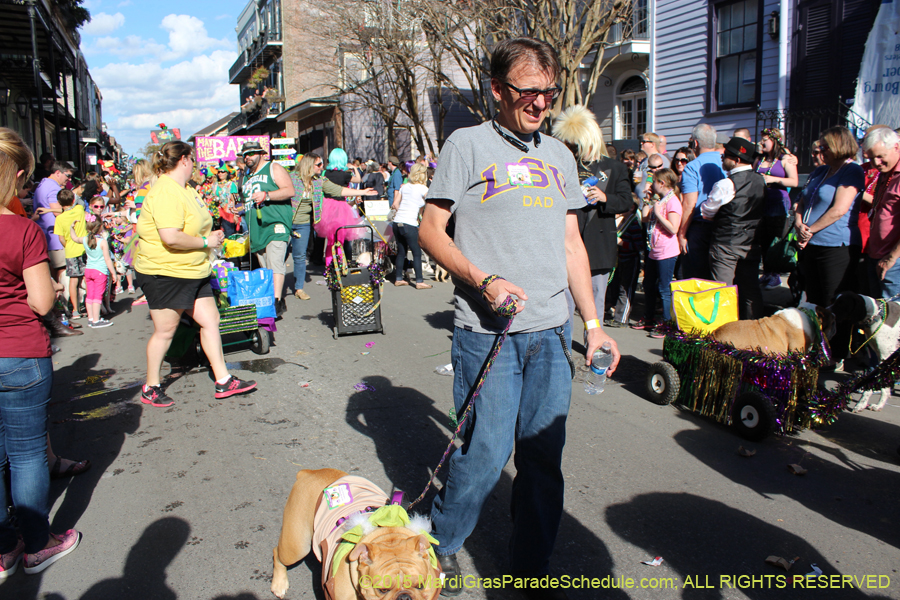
top-left (271, 468), bottom-right (442, 600)
top-left (710, 303), bottom-right (836, 355)
top-left (830, 292), bottom-right (900, 412)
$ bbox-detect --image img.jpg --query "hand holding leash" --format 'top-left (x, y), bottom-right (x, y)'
top-left (478, 274), bottom-right (527, 315)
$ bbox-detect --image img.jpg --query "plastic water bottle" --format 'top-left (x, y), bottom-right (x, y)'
top-left (583, 342), bottom-right (613, 395)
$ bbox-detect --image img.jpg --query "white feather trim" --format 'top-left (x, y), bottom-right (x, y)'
top-left (344, 511), bottom-right (377, 535)
top-left (408, 513), bottom-right (433, 534)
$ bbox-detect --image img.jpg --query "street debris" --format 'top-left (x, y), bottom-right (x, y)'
top-left (738, 446), bottom-right (756, 457)
top-left (298, 381), bottom-right (311, 388)
top-left (788, 464), bottom-right (808, 475)
top-left (435, 363), bottom-right (454, 376)
top-left (365, 342), bottom-right (375, 348)
top-left (765, 556), bottom-right (799, 571)
top-left (354, 383), bottom-right (375, 392)
top-left (641, 557), bottom-right (664, 566)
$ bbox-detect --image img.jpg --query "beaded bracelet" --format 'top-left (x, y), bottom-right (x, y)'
top-left (478, 274), bottom-right (503, 295)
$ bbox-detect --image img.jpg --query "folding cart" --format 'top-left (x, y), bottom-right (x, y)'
top-left (327, 224), bottom-right (385, 339)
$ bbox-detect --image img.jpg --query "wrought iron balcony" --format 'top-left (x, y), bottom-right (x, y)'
top-left (229, 30), bottom-right (283, 85)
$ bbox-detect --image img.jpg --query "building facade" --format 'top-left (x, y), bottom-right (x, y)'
top-left (592, 0), bottom-right (880, 171)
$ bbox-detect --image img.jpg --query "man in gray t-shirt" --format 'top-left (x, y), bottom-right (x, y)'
top-left (419, 37), bottom-right (620, 597)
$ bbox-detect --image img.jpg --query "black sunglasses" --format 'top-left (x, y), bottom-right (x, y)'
top-left (675, 158), bottom-right (690, 164)
top-left (647, 164), bottom-right (663, 171)
top-left (504, 82), bottom-right (562, 102)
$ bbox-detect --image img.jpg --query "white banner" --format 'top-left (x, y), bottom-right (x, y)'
top-left (274, 159), bottom-right (296, 167)
top-left (270, 138), bottom-right (295, 145)
top-left (271, 148), bottom-right (295, 156)
top-left (853, 0), bottom-right (900, 129)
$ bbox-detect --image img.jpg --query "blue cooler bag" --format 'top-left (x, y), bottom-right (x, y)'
top-left (227, 268), bottom-right (275, 320)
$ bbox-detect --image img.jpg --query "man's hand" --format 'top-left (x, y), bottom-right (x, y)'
top-left (483, 279), bottom-right (528, 315)
top-left (678, 233), bottom-right (689, 255)
top-left (363, 189), bottom-right (378, 197)
top-left (251, 191), bottom-right (267, 204)
top-left (877, 255), bottom-right (897, 280)
top-left (585, 328), bottom-right (621, 375)
top-left (585, 186), bottom-right (607, 205)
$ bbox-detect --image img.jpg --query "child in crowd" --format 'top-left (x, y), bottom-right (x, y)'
top-left (606, 198), bottom-right (644, 327)
top-left (637, 168), bottom-right (682, 339)
top-left (109, 213), bottom-right (135, 294)
top-left (70, 215), bottom-right (118, 328)
top-left (53, 189), bottom-right (87, 318)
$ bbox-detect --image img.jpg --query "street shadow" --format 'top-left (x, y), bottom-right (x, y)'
top-left (344, 376), bottom-right (628, 599)
top-left (606, 493), bottom-right (891, 600)
top-left (45, 353), bottom-right (145, 533)
top-left (674, 426), bottom-right (900, 550)
top-left (608, 354), bottom-right (653, 398)
top-left (422, 309), bottom-right (454, 332)
top-left (812, 409), bottom-right (900, 466)
top-left (41, 516), bottom-right (191, 600)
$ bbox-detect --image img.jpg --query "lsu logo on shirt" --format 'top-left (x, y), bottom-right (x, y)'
top-left (480, 157), bottom-right (567, 207)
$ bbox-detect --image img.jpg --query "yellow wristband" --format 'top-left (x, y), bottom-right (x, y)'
top-left (584, 319), bottom-right (601, 331)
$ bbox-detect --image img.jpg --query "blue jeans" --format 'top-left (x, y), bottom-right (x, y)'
top-left (431, 323), bottom-right (572, 575)
top-left (866, 255), bottom-right (900, 299)
top-left (644, 256), bottom-right (678, 323)
top-left (290, 223), bottom-right (311, 291)
top-left (0, 357), bottom-right (52, 554)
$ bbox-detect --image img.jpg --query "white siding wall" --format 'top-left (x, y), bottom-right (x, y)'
top-left (654, 0), bottom-right (793, 148)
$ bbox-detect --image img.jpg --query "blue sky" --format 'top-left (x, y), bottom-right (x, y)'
top-left (79, 0), bottom-right (242, 156)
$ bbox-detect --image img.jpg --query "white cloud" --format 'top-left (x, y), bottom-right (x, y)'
top-left (80, 12), bottom-right (125, 36)
top-left (84, 35), bottom-right (168, 60)
top-left (161, 14), bottom-right (232, 58)
top-left (92, 50), bottom-right (240, 154)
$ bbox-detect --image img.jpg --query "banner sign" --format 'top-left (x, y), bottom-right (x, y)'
top-left (853, 0), bottom-right (900, 129)
top-left (274, 159), bottom-right (296, 167)
top-left (194, 135), bottom-right (270, 163)
top-left (151, 128), bottom-right (181, 144)
top-left (271, 148), bottom-right (295, 156)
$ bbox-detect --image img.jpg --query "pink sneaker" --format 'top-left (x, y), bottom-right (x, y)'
top-left (0, 537), bottom-right (24, 581)
top-left (23, 530), bottom-right (81, 574)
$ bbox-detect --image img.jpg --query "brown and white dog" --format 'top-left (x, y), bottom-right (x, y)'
top-left (433, 264), bottom-right (450, 283)
top-left (711, 303), bottom-right (836, 355)
top-left (830, 292), bottom-right (900, 412)
top-left (272, 468), bottom-right (442, 600)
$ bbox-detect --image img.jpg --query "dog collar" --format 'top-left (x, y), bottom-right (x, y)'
top-left (798, 307), bottom-right (831, 364)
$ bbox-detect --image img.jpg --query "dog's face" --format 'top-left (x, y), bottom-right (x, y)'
top-left (830, 292), bottom-right (869, 324)
top-left (348, 528), bottom-right (441, 600)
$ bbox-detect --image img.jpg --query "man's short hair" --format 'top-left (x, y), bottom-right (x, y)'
top-left (642, 132), bottom-right (661, 148)
top-left (734, 128), bottom-right (752, 141)
top-left (863, 126), bottom-right (900, 152)
top-left (57, 189), bottom-right (75, 206)
top-left (692, 123), bottom-right (718, 150)
top-left (491, 37), bottom-right (560, 83)
top-left (51, 161), bottom-right (72, 175)
top-left (647, 153), bottom-right (665, 168)
top-left (621, 148), bottom-right (636, 161)
top-left (39, 152), bottom-right (54, 164)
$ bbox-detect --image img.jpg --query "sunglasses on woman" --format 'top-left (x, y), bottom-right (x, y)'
top-left (675, 158), bottom-right (689, 164)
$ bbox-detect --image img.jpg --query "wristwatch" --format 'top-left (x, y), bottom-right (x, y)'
top-left (265, 192), bottom-right (270, 203)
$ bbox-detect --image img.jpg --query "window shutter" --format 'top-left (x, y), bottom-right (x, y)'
top-left (840, 0), bottom-right (878, 102)
top-left (802, 2), bottom-right (833, 106)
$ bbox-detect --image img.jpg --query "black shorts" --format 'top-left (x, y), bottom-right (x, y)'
top-left (135, 272), bottom-right (213, 311)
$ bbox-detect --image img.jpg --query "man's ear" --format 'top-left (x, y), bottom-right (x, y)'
top-left (490, 77), bottom-right (503, 103)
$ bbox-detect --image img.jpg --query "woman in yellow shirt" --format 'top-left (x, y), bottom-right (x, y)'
top-left (135, 141), bottom-right (257, 407)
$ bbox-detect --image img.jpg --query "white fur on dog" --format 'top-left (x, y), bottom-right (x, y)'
top-left (852, 295), bottom-right (900, 413)
top-left (773, 305), bottom-right (816, 343)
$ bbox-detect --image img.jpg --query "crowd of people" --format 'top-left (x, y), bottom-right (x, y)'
top-left (1, 32), bottom-right (900, 597)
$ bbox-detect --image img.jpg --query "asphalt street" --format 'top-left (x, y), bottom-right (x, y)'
top-left (6, 265), bottom-right (900, 600)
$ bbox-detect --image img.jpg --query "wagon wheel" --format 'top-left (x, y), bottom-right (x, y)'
top-left (732, 391), bottom-right (777, 441)
top-left (249, 327), bottom-right (270, 355)
top-left (645, 361), bottom-right (680, 405)
top-left (193, 334), bottom-right (210, 367)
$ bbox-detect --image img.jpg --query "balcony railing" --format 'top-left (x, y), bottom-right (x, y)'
top-left (756, 103), bottom-right (872, 173)
top-left (607, 0), bottom-right (650, 44)
top-left (229, 30), bottom-right (283, 85)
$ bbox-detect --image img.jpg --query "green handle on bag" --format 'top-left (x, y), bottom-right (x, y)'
top-left (688, 291), bottom-right (720, 325)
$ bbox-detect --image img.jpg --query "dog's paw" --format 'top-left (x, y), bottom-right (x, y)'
top-left (869, 404), bottom-right (886, 412)
top-left (852, 403), bottom-right (868, 414)
top-left (270, 580), bottom-right (288, 599)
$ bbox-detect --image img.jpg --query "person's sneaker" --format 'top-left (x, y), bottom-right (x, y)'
top-left (294, 289), bottom-right (311, 300)
top-left (438, 553), bottom-right (463, 597)
top-left (763, 274), bottom-right (782, 290)
top-left (649, 327), bottom-right (666, 339)
top-left (126, 287), bottom-right (136, 294)
top-left (141, 385), bottom-right (174, 408)
top-left (275, 298), bottom-right (286, 318)
top-left (23, 530), bottom-right (81, 575)
top-left (630, 320), bottom-right (652, 330)
top-left (605, 320), bottom-right (625, 329)
top-left (0, 537), bottom-right (24, 581)
top-left (114, 286), bottom-right (123, 295)
top-left (214, 376), bottom-right (257, 399)
top-left (88, 319), bottom-right (113, 329)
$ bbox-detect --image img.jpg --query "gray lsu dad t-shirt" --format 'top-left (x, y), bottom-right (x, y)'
top-left (426, 120), bottom-right (584, 334)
